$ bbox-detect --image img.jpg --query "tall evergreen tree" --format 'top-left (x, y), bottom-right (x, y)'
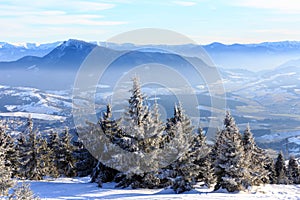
top-left (0, 122), bottom-right (17, 177)
top-left (287, 155), bottom-right (300, 184)
top-left (274, 151), bottom-right (289, 184)
top-left (47, 131), bottom-right (60, 177)
top-left (121, 77), bottom-right (164, 152)
top-left (17, 117), bottom-right (45, 180)
top-left (0, 144), bottom-right (15, 196)
top-left (193, 127), bottom-right (216, 187)
top-left (114, 78), bottom-right (167, 188)
top-left (91, 105), bottom-right (120, 186)
top-left (243, 124), bottom-right (269, 185)
top-left (73, 139), bottom-right (97, 177)
top-left (214, 111), bottom-right (251, 192)
top-left (38, 136), bottom-right (58, 178)
top-left (57, 128), bottom-right (76, 177)
top-left (160, 103), bottom-right (201, 193)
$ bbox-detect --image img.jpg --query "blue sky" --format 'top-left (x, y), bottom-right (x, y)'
top-left (1, 0), bottom-right (300, 44)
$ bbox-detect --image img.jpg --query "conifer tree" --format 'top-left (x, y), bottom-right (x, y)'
top-left (15, 133), bottom-right (28, 179)
top-left (162, 103), bottom-right (200, 193)
top-left (121, 77), bottom-right (163, 152)
top-left (39, 136), bottom-right (59, 178)
top-left (243, 124), bottom-right (269, 185)
top-left (99, 104), bottom-right (124, 148)
top-left (274, 151), bottom-right (289, 184)
top-left (91, 105), bottom-right (120, 186)
top-left (214, 111), bottom-right (251, 192)
top-left (264, 155), bottom-right (277, 184)
top-left (193, 127), bottom-right (216, 187)
top-left (17, 117), bottom-right (44, 180)
top-left (73, 139), bottom-right (97, 177)
top-left (287, 155), bottom-right (300, 184)
top-left (57, 128), bottom-right (76, 177)
top-left (114, 77), bottom-right (168, 189)
top-left (0, 122), bottom-right (17, 177)
top-left (48, 131), bottom-right (60, 177)
top-left (0, 144), bottom-right (15, 196)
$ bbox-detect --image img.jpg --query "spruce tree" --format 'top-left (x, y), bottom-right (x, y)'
top-left (121, 77), bottom-right (163, 152)
top-left (17, 117), bottom-right (44, 180)
top-left (161, 103), bottom-right (200, 193)
top-left (47, 131), bottom-right (60, 177)
top-left (73, 139), bottom-right (97, 177)
top-left (0, 122), bottom-right (17, 177)
top-left (114, 77), bottom-right (168, 189)
top-left (243, 124), bottom-right (269, 185)
top-left (57, 128), bottom-right (76, 177)
top-left (287, 155), bottom-right (300, 184)
top-left (193, 127), bottom-right (216, 187)
top-left (15, 133), bottom-right (28, 179)
top-left (0, 144), bottom-right (15, 196)
top-left (264, 155), bottom-right (277, 184)
top-left (91, 105), bottom-right (120, 186)
top-left (214, 111), bottom-right (251, 192)
top-left (39, 136), bottom-right (59, 178)
top-left (274, 151), bottom-right (289, 184)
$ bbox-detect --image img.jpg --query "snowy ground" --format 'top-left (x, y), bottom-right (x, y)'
top-left (19, 177), bottom-right (300, 200)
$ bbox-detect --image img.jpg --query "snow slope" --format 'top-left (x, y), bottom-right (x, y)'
top-left (22, 177), bottom-right (300, 200)
top-left (0, 112), bottom-right (66, 121)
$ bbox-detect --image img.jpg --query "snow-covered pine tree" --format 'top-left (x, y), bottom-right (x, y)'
top-left (38, 136), bottom-right (59, 178)
top-left (114, 77), bottom-right (167, 189)
top-left (243, 124), bottom-right (269, 185)
top-left (287, 155), bottom-right (300, 184)
top-left (15, 133), bottom-right (28, 179)
top-left (210, 128), bottom-right (222, 162)
top-left (100, 104), bottom-right (120, 140)
top-left (0, 122), bottom-right (17, 178)
top-left (121, 77), bottom-right (163, 152)
top-left (213, 111), bottom-right (251, 192)
top-left (73, 139), bottom-right (97, 177)
top-left (274, 151), bottom-right (289, 184)
top-left (264, 155), bottom-right (277, 184)
top-left (0, 143), bottom-right (15, 196)
top-left (57, 128), bottom-right (76, 177)
top-left (160, 103), bottom-right (200, 193)
top-left (17, 117), bottom-right (45, 180)
top-left (193, 127), bottom-right (216, 187)
top-left (91, 105), bottom-right (120, 187)
top-left (9, 182), bottom-right (40, 200)
top-left (47, 131), bottom-right (61, 177)
top-left (140, 99), bottom-right (165, 153)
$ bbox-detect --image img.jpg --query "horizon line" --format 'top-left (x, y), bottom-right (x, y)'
top-left (2, 38), bottom-right (300, 47)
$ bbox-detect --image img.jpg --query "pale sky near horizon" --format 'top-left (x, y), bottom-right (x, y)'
top-left (1, 0), bottom-right (300, 45)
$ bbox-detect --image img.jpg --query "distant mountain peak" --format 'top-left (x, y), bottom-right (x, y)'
top-left (62, 39), bottom-right (95, 49)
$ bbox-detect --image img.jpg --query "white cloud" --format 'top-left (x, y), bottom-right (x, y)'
top-left (173, 1), bottom-right (197, 6)
top-left (229, 0), bottom-right (300, 13)
top-left (0, 0), bottom-right (128, 42)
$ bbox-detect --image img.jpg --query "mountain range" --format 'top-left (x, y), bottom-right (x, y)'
top-left (1, 39), bottom-right (300, 70)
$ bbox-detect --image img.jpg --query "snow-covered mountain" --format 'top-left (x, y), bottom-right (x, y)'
top-left (0, 41), bottom-right (62, 61)
top-left (1, 40), bottom-right (300, 70)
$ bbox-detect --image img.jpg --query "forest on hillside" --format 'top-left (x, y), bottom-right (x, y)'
top-left (0, 77), bottom-right (299, 198)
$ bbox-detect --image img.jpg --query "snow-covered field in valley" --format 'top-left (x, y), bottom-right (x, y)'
top-left (22, 177), bottom-right (300, 200)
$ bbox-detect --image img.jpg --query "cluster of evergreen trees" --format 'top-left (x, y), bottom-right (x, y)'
top-left (1, 77), bottom-right (300, 196)
top-left (0, 117), bottom-right (77, 195)
top-left (87, 77), bottom-right (300, 193)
